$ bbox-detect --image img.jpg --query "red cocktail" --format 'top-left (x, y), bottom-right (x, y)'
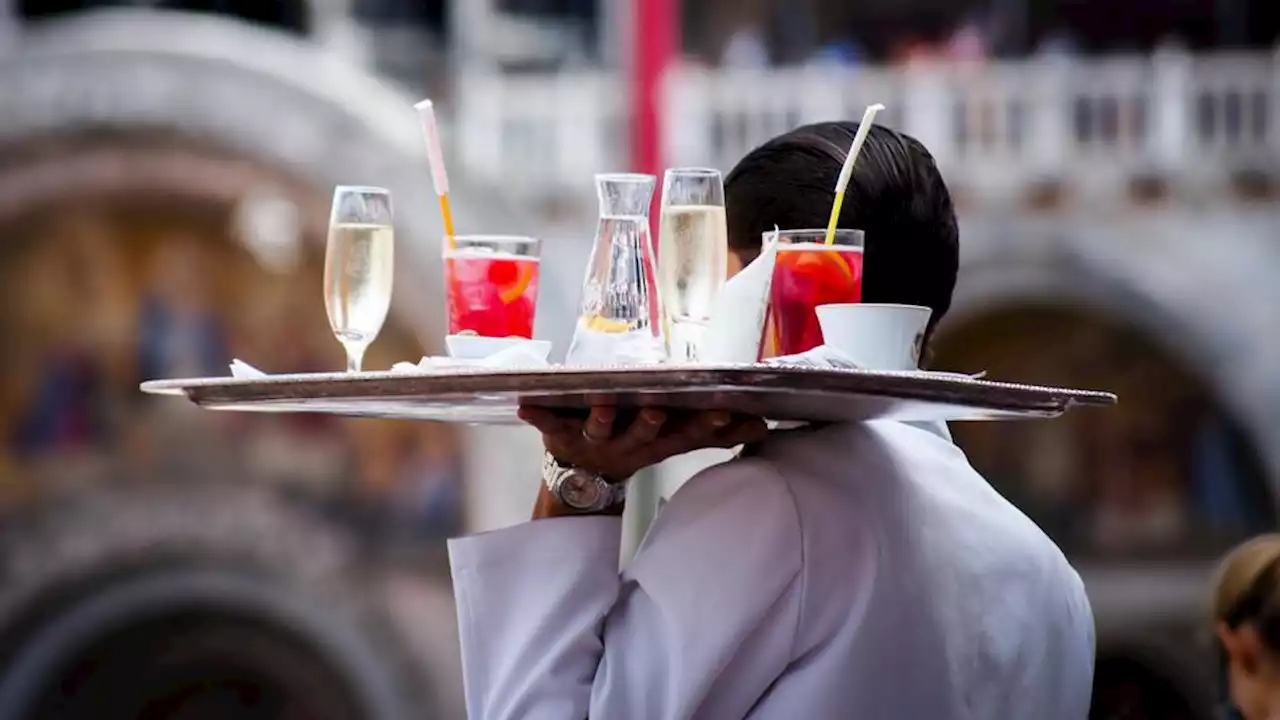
top-left (766, 230), bottom-right (865, 357)
top-left (445, 236), bottom-right (541, 338)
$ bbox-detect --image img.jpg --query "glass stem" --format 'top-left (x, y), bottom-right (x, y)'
top-left (671, 321), bottom-right (704, 362)
top-left (678, 335), bottom-right (698, 362)
top-left (347, 345), bottom-right (366, 373)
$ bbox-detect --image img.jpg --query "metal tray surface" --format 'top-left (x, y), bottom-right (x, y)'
top-left (140, 364), bottom-right (1116, 425)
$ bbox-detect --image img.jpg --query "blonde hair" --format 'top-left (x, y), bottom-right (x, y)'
top-left (1214, 535), bottom-right (1280, 649)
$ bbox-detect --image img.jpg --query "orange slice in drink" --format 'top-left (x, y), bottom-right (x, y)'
top-left (830, 250), bottom-right (856, 283)
top-left (787, 247), bottom-right (855, 283)
top-left (494, 260), bottom-right (536, 305)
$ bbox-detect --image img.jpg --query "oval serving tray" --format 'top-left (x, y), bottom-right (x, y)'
top-left (140, 364), bottom-right (1116, 425)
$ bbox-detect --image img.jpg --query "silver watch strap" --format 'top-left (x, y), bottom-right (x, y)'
top-left (542, 452), bottom-right (628, 511)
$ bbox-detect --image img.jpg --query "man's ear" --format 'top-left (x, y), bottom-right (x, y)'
top-left (1220, 621), bottom-right (1265, 677)
top-left (727, 251), bottom-right (748, 279)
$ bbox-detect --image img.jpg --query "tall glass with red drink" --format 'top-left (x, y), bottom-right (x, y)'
top-left (444, 235), bottom-right (541, 338)
top-left (765, 229), bottom-right (865, 357)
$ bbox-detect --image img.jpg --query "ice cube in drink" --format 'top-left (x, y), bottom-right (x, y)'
top-left (768, 243), bottom-right (864, 356)
top-left (445, 249), bottom-right (540, 338)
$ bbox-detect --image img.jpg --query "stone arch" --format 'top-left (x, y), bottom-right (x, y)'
top-left (12, 0), bottom-right (353, 40)
top-left (936, 302), bottom-right (1272, 558)
top-left (937, 215), bottom-right (1278, 719)
top-left (0, 8), bottom-right (558, 346)
top-left (0, 13), bottom-right (559, 714)
top-left (0, 7), bottom-right (590, 545)
top-left (946, 212), bottom-right (1280, 493)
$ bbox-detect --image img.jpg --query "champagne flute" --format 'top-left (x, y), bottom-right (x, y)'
top-left (657, 168), bottom-right (728, 362)
top-left (324, 185), bottom-right (394, 373)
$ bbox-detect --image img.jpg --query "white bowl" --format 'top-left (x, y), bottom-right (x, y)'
top-left (445, 335), bottom-right (552, 362)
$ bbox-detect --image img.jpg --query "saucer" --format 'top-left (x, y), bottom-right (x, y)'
top-left (445, 335), bottom-right (552, 362)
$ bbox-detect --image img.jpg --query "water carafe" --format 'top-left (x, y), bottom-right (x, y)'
top-left (565, 173), bottom-right (669, 366)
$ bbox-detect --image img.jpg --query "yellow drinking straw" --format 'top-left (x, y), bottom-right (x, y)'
top-left (414, 99), bottom-right (457, 249)
top-left (824, 103), bottom-right (886, 245)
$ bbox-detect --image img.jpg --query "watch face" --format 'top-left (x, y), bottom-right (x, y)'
top-left (561, 473), bottom-right (605, 509)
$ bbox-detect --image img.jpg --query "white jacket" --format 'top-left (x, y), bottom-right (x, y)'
top-left (448, 420), bottom-right (1095, 719)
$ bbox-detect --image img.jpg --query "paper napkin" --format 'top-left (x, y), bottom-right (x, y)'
top-left (765, 345), bottom-right (986, 380)
top-left (228, 343), bottom-right (551, 379)
top-left (765, 344), bottom-right (867, 370)
top-left (699, 227), bottom-right (780, 364)
top-left (390, 343), bottom-right (552, 374)
top-left (229, 359), bottom-right (269, 379)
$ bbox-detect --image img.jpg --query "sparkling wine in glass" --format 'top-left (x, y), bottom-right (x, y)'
top-left (657, 168), bottom-right (728, 362)
top-left (324, 186), bottom-right (394, 373)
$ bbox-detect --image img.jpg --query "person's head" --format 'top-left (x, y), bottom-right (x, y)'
top-left (1214, 534), bottom-right (1280, 720)
top-left (724, 121), bottom-right (959, 343)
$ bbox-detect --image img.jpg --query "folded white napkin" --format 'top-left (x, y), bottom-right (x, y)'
top-left (699, 227), bottom-right (780, 364)
top-left (230, 359), bottom-right (269, 379)
top-left (390, 344), bottom-right (552, 374)
top-left (765, 344), bottom-right (867, 370)
top-left (765, 344), bottom-right (986, 380)
top-left (228, 344), bottom-right (551, 379)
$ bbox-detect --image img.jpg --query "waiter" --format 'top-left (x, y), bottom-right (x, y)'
top-left (447, 122), bottom-right (1096, 719)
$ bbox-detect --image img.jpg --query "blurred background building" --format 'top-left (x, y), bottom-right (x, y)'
top-left (0, 0), bottom-right (1277, 718)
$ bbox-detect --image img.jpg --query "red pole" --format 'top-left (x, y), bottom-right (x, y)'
top-left (630, 0), bottom-right (675, 320)
top-left (624, 0), bottom-right (679, 549)
top-left (631, 0), bottom-right (676, 184)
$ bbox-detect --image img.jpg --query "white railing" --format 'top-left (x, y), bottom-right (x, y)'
top-left (452, 50), bottom-right (1280, 203)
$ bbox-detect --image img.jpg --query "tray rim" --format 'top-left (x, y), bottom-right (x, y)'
top-left (140, 363), bottom-right (1118, 413)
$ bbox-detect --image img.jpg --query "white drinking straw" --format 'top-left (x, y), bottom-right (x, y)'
top-left (414, 99), bottom-right (456, 247)
top-left (824, 103), bottom-right (886, 245)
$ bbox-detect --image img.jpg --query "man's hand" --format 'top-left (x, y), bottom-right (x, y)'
top-left (518, 405), bottom-right (769, 484)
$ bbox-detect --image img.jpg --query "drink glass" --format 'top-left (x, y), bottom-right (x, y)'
top-left (324, 185), bottom-right (394, 373)
top-left (657, 168), bottom-right (728, 362)
top-left (564, 173), bottom-right (667, 366)
top-left (444, 235), bottom-right (541, 338)
top-left (765, 229), bottom-right (865, 357)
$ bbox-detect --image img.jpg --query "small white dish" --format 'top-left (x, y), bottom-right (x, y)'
top-left (815, 303), bottom-right (932, 372)
top-left (445, 335), bottom-right (552, 362)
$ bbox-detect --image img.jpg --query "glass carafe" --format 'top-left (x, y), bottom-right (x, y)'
top-left (565, 173), bottom-right (669, 366)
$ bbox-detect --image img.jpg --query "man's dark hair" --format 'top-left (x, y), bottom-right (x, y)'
top-left (724, 121), bottom-right (959, 340)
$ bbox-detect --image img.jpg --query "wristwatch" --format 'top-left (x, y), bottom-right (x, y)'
top-left (541, 452), bottom-right (628, 513)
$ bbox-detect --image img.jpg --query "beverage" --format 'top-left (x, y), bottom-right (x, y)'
top-left (326, 186), bottom-right (394, 372)
top-left (657, 168), bottom-right (726, 362)
top-left (565, 173), bottom-right (667, 366)
top-left (658, 205), bottom-right (727, 357)
top-left (769, 243), bottom-right (864, 356)
top-left (573, 214), bottom-right (663, 338)
top-left (445, 249), bottom-right (540, 338)
top-left (324, 222), bottom-right (395, 349)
